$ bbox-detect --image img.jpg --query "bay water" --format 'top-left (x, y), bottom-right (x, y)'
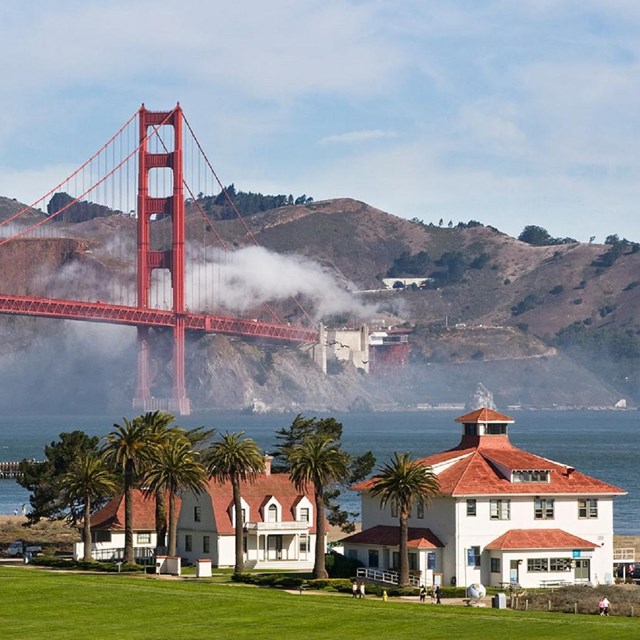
top-left (0, 410), bottom-right (637, 534)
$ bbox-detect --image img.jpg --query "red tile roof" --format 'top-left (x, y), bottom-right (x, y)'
top-left (353, 409), bottom-right (625, 497)
top-left (455, 408), bottom-right (515, 423)
top-left (340, 525), bottom-right (443, 549)
top-left (90, 489), bottom-right (162, 531)
top-left (207, 472), bottom-right (318, 535)
top-left (485, 529), bottom-right (597, 550)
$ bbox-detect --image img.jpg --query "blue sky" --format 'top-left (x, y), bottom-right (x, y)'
top-left (1, 0), bottom-right (639, 243)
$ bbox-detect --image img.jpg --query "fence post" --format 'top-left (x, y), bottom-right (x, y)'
top-left (548, 600), bottom-right (551, 612)
top-left (574, 602), bottom-right (577, 615)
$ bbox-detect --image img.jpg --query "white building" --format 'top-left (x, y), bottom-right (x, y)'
top-left (177, 457), bottom-right (320, 570)
top-left (342, 408), bottom-right (626, 588)
top-left (73, 489), bottom-right (159, 562)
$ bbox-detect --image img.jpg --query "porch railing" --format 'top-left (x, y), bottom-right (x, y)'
top-left (90, 546), bottom-right (156, 565)
top-left (356, 567), bottom-right (421, 587)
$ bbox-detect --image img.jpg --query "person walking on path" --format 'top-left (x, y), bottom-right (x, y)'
top-left (359, 581), bottom-right (366, 598)
top-left (419, 585), bottom-right (427, 603)
top-left (599, 596), bottom-right (610, 616)
top-left (352, 580), bottom-right (358, 598)
top-left (435, 585), bottom-right (442, 605)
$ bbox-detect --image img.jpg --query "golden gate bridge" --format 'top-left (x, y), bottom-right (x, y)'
top-left (0, 104), bottom-right (319, 415)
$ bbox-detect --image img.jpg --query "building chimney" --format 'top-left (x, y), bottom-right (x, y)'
top-left (264, 455), bottom-right (273, 476)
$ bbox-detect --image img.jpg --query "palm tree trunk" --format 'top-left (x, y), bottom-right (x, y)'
top-left (124, 461), bottom-right (135, 565)
top-left (398, 508), bottom-right (409, 587)
top-left (232, 475), bottom-right (244, 574)
top-left (83, 494), bottom-right (92, 562)
top-left (168, 492), bottom-right (177, 557)
top-left (155, 488), bottom-right (167, 551)
top-left (313, 488), bottom-right (328, 579)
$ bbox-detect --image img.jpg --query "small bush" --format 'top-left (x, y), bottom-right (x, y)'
top-left (31, 557), bottom-right (144, 572)
top-left (326, 551), bottom-right (362, 578)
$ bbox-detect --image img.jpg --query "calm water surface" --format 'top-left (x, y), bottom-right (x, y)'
top-left (0, 410), bottom-right (637, 534)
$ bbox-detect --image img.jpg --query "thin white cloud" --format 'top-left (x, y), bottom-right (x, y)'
top-left (320, 130), bottom-right (398, 145)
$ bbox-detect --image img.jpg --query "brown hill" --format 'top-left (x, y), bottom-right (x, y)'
top-left (0, 196), bottom-right (638, 413)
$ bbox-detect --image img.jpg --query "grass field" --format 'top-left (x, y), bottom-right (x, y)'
top-left (0, 567), bottom-right (637, 640)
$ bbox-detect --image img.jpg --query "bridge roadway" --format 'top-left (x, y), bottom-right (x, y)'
top-left (0, 294), bottom-right (319, 343)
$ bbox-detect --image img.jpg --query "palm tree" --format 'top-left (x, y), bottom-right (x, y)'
top-left (138, 411), bottom-right (181, 551)
top-left (144, 434), bottom-right (208, 556)
top-left (205, 432), bottom-right (265, 574)
top-left (287, 434), bottom-right (350, 579)
top-left (60, 452), bottom-right (117, 562)
top-left (103, 416), bottom-right (159, 564)
top-left (369, 452), bottom-right (440, 587)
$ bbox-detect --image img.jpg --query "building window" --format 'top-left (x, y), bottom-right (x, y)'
top-left (527, 558), bottom-right (549, 572)
top-left (486, 424), bottom-right (507, 435)
top-left (194, 506), bottom-right (201, 522)
top-left (185, 534), bottom-right (192, 552)
top-left (464, 423), bottom-right (478, 436)
top-left (490, 499), bottom-right (510, 520)
top-left (241, 508), bottom-right (247, 524)
top-left (470, 546), bottom-right (481, 568)
top-left (93, 530), bottom-right (111, 543)
top-left (300, 507), bottom-right (310, 522)
top-left (534, 497), bottom-right (555, 520)
top-left (466, 499), bottom-right (477, 517)
top-left (409, 553), bottom-right (418, 571)
top-left (392, 551), bottom-right (399, 570)
top-left (491, 557), bottom-right (501, 573)
top-left (549, 558), bottom-right (572, 572)
top-left (136, 532), bottom-right (151, 544)
top-left (391, 499), bottom-right (398, 518)
top-left (578, 498), bottom-right (598, 519)
top-left (203, 536), bottom-right (210, 554)
top-left (268, 504), bottom-right (278, 522)
top-left (368, 549), bottom-right (379, 568)
top-left (416, 499), bottom-right (424, 519)
top-left (300, 535), bottom-right (308, 554)
top-left (512, 469), bottom-right (550, 483)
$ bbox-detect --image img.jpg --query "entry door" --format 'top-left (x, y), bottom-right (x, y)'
top-left (510, 560), bottom-right (520, 584)
top-left (574, 559), bottom-right (590, 582)
top-left (268, 535), bottom-right (283, 560)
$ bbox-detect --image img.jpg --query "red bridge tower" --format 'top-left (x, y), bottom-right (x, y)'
top-left (133, 104), bottom-right (190, 415)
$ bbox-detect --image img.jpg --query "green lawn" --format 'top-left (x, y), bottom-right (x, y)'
top-left (0, 567), bottom-right (636, 640)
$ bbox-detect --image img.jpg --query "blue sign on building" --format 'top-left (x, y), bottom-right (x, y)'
top-left (467, 548), bottom-right (476, 566)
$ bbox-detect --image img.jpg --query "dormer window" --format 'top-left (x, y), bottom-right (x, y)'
top-left (512, 469), bottom-right (550, 483)
top-left (464, 424), bottom-right (478, 436)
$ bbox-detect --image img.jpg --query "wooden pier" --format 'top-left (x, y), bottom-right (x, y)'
top-left (0, 461), bottom-right (26, 479)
